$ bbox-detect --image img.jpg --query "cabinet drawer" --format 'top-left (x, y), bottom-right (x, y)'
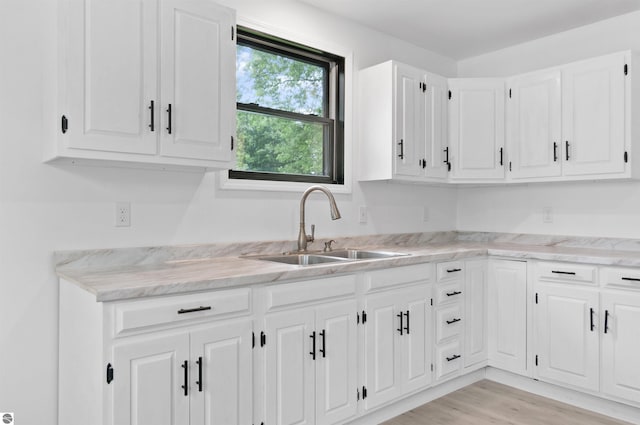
top-left (536, 262), bottom-right (597, 285)
top-left (363, 263), bottom-right (433, 293)
top-left (436, 304), bottom-right (463, 343)
top-left (113, 288), bottom-right (251, 335)
top-left (601, 267), bottom-right (640, 290)
top-left (434, 281), bottom-right (463, 306)
top-left (436, 339), bottom-right (462, 380)
top-left (265, 274), bottom-right (356, 311)
top-left (437, 261), bottom-right (464, 282)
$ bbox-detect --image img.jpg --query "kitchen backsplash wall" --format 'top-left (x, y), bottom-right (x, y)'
top-left (456, 11), bottom-right (640, 239)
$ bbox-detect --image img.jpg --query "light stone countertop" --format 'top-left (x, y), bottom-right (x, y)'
top-left (55, 232), bottom-right (640, 302)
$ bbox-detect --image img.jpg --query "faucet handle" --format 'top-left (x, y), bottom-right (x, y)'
top-left (308, 224), bottom-right (315, 243)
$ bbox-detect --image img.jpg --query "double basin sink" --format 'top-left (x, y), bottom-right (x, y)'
top-left (255, 249), bottom-right (409, 266)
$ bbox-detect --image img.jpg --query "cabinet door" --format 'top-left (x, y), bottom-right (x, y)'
top-left (488, 260), bottom-right (527, 375)
top-left (190, 319), bottom-right (252, 425)
top-left (264, 309), bottom-right (316, 425)
top-left (449, 79), bottom-right (505, 180)
top-left (464, 260), bottom-right (488, 367)
top-left (62, 0), bottom-right (158, 154)
top-left (535, 283), bottom-right (599, 392)
top-left (424, 73), bottom-right (449, 180)
top-left (363, 290), bottom-right (405, 410)
top-left (315, 300), bottom-right (358, 425)
top-left (112, 333), bottom-right (190, 425)
top-left (601, 291), bottom-right (640, 403)
top-left (394, 63), bottom-right (423, 177)
top-left (160, 0), bottom-right (235, 162)
top-left (401, 285), bottom-right (433, 394)
top-left (508, 70), bottom-right (562, 179)
top-left (562, 53), bottom-right (626, 176)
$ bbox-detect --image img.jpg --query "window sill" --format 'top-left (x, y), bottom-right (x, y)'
top-left (218, 171), bottom-right (352, 194)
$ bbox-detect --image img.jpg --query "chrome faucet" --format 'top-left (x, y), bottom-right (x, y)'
top-left (297, 185), bottom-right (341, 252)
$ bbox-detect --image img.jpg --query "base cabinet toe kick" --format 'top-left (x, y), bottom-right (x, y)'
top-left (58, 258), bottom-right (640, 425)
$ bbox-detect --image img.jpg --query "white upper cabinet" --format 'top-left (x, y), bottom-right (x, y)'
top-left (359, 61), bottom-right (449, 182)
top-left (52, 0), bottom-right (236, 170)
top-left (507, 70), bottom-right (562, 180)
top-left (448, 79), bottom-right (505, 181)
top-left (561, 52), bottom-right (627, 177)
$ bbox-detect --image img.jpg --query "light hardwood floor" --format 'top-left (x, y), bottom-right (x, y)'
top-left (382, 380), bottom-right (635, 425)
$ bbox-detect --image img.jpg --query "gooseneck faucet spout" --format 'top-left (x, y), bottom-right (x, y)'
top-left (298, 185), bottom-right (341, 252)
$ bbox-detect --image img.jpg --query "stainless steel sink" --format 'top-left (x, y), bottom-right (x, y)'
top-left (318, 249), bottom-right (409, 260)
top-left (256, 254), bottom-right (350, 266)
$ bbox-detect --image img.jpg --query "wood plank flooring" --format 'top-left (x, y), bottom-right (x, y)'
top-left (382, 380), bottom-right (634, 425)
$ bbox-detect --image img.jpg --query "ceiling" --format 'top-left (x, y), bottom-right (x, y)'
top-left (297, 0), bottom-right (640, 59)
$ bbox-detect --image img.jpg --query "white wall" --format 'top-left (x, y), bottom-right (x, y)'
top-left (0, 1), bottom-right (457, 424)
top-left (456, 11), bottom-right (640, 238)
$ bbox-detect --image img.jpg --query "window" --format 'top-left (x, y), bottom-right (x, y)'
top-left (229, 27), bottom-right (345, 185)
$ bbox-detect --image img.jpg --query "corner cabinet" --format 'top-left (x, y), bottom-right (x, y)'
top-left (51, 0), bottom-right (236, 171)
top-left (359, 61), bottom-right (449, 183)
top-left (448, 79), bottom-right (506, 181)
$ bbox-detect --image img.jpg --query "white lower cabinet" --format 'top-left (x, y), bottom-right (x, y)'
top-left (601, 291), bottom-right (640, 403)
top-left (488, 259), bottom-right (528, 375)
top-left (362, 265), bottom-right (433, 411)
top-left (534, 283), bottom-right (600, 392)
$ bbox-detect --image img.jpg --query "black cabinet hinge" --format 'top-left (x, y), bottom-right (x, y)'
top-left (448, 90), bottom-right (452, 100)
top-left (362, 386), bottom-right (368, 399)
top-left (231, 135), bottom-right (234, 150)
top-left (624, 64), bottom-right (628, 75)
top-left (61, 115), bottom-right (68, 134)
top-left (509, 161), bottom-right (512, 172)
top-left (231, 26), bottom-right (235, 41)
top-left (535, 293), bottom-right (538, 304)
top-left (624, 151), bottom-right (628, 163)
top-left (419, 82), bottom-right (422, 91)
top-left (535, 355), bottom-right (539, 366)
top-left (361, 310), bottom-right (367, 324)
top-left (106, 363), bottom-right (114, 384)
top-left (357, 388), bottom-right (360, 401)
top-left (252, 331), bottom-right (255, 348)
top-left (422, 82), bottom-right (427, 93)
top-left (260, 331), bottom-right (266, 347)
top-left (430, 298), bottom-right (433, 306)
top-left (509, 88), bottom-right (512, 98)
top-left (430, 363), bottom-right (434, 372)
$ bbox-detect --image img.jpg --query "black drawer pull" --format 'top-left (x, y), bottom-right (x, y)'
top-left (446, 318), bottom-right (461, 325)
top-left (621, 277), bottom-right (640, 282)
top-left (446, 291), bottom-right (462, 297)
top-left (446, 354), bottom-right (461, 362)
top-left (551, 270), bottom-right (576, 276)
top-left (177, 306), bottom-right (212, 314)
top-left (446, 268), bottom-right (461, 273)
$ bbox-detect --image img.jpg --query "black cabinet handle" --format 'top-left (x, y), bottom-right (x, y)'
top-left (499, 147), bottom-right (504, 166)
top-left (404, 310), bottom-right (410, 334)
top-left (604, 310), bottom-right (610, 334)
top-left (181, 360), bottom-right (188, 396)
top-left (553, 142), bottom-right (558, 162)
top-left (177, 306), bottom-right (212, 314)
top-left (446, 354), bottom-right (461, 362)
top-left (446, 318), bottom-right (461, 325)
top-left (446, 268), bottom-right (462, 273)
top-left (148, 100), bottom-right (155, 131)
top-left (551, 270), bottom-right (576, 276)
top-left (565, 141), bottom-right (570, 161)
top-left (621, 277), bottom-right (640, 282)
top-left (310, 331), bottom-right (316, 360)
top-left (446, 291), bottom-right (462, 297)
top-left (196, 356), bottom-right (203, 392)
top-left (397, 312), bottom-right (404, 335)
top-left (590, 308), bottom-right (595, 332)
top-left (319, 329), bottom-right (326, 358)
top-left (398, 139), bottom-right (404, 159)
top-left (167, 104), bottom-right (173, 134)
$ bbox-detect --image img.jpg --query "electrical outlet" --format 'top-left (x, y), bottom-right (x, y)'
top-left (542, 207), bottom-right (553, 223)
top-left (358, 205), bottom-right (368, 224)
top-left (116, 202), bottom-right (131, 227)
top-left (423, 206), bottom-right (429, 222)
